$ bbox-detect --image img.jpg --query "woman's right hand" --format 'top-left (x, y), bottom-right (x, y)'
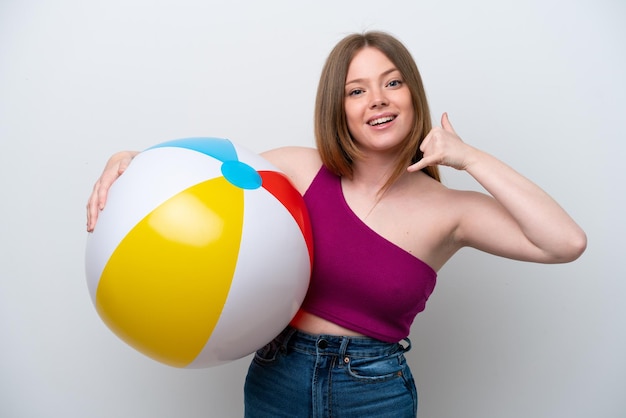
top-left (86, 151), bottom-right (139, 232)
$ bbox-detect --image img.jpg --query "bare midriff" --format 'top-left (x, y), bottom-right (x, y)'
top-left (289, 309), bottom-right (365, 337)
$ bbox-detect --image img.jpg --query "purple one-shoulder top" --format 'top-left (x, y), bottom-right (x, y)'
top-left (300, 166), bottom-right (437, 343)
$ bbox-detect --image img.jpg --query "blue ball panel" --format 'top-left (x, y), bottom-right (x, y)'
top-left (147, 137), bottom-right (239, 163)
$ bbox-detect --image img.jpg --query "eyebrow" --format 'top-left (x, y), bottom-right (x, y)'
top-left (345, 68), bottom-right (400, 86)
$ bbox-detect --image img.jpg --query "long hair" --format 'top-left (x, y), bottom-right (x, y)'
top-left (314, 31), bottom-right (440, 188)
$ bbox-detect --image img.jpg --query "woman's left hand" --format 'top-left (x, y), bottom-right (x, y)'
top-left (408, 113), bottom-right (586, 263)
top-left (407, 112), bottom-right (473, 172)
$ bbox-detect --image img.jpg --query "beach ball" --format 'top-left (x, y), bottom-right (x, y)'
top-left (85, 137), bottom-right (313, 368)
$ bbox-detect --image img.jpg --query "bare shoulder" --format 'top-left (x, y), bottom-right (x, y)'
top-left (415, 178), bottom-right (496, 228)
top-left (401, 173), bottom-right (471, 228)
top-left (417, 180), bottom-right (514, 250)
top-left (393, 174), bottom-right (495, 269)
top-left (411, 174), bottom-right (489, 207)
top-left (260, 146), bottom-right (323, 194)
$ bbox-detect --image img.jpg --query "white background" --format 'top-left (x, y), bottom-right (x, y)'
top-left (1, 0), bottom-right (624, 417)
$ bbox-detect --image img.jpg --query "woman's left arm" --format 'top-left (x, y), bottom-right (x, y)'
top-left (408, 113), bottom-right (587, 263)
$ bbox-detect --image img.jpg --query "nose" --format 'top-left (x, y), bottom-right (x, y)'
top-left (369, 89), bottom-right (388, 108)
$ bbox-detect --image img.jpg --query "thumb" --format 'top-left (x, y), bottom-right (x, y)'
top-left (441, 112), bottom-right (456, 134)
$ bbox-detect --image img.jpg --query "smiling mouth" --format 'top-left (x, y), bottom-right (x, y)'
top-left (368, 116), bottom-right (396, 126)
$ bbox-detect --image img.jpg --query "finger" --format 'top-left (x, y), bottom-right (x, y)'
top-left (419, 132), bottom-right (432, 153)
top-left (86, 187), bottom-right (100, 232)
top-left (407, 155), bottom-right (437, 173)
top-left (96, 181), bottom-right (111, 211)
top-left (441, 112), bottom-right (457, 134)
top-left (407, 161), bottom-right (424, 173)
top-left (87, 209), bottom-right (97, 232)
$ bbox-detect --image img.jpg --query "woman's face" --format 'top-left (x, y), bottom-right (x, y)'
top-left (343, 47), bottom-right (414, 155)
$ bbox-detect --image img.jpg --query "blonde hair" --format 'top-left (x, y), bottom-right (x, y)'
top-left (314, 31), bottom-right (440, 188)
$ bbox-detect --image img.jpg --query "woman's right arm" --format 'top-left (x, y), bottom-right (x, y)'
top-left (86, 150), bottom-right (139, 232)
top-left (86, 146), bottom-right (321, 232)
top-left (260, 146), bottom-right (322, 195)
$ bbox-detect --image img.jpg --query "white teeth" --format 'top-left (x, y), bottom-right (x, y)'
top-left (368, 116), bottom-right (395, 126)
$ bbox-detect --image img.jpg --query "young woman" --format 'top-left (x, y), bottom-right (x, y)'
top-left (87, 31), bottom-right (586, 417)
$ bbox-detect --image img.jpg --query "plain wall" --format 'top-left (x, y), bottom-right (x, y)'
top-left (1, 0), bottom-right (624, 417)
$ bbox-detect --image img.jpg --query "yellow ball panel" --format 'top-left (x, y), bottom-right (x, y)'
top-left (95, 176), bottom-right (243, 367)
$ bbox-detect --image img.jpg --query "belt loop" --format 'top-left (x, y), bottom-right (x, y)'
top-left (401, 337), bottom-right (412, 352)
top-left (339, 336), bottom-right (350, 357)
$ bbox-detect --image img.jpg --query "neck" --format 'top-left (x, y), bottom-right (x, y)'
top-left (349, 155), bottom-right (400, 196)
top-left (342, 160), bottom-right (408, 222)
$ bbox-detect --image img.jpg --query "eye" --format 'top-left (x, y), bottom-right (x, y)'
top-left (348, 88), bottom-right (364, 97)
top-left (387, 79), bottom-right (403, 88)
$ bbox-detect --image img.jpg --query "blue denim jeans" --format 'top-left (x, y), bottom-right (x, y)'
top-left (244, 326), bottom-right (417, 417)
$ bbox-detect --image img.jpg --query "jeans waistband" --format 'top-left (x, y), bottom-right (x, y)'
top-left (275, 326), bottom-right (411, 357)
